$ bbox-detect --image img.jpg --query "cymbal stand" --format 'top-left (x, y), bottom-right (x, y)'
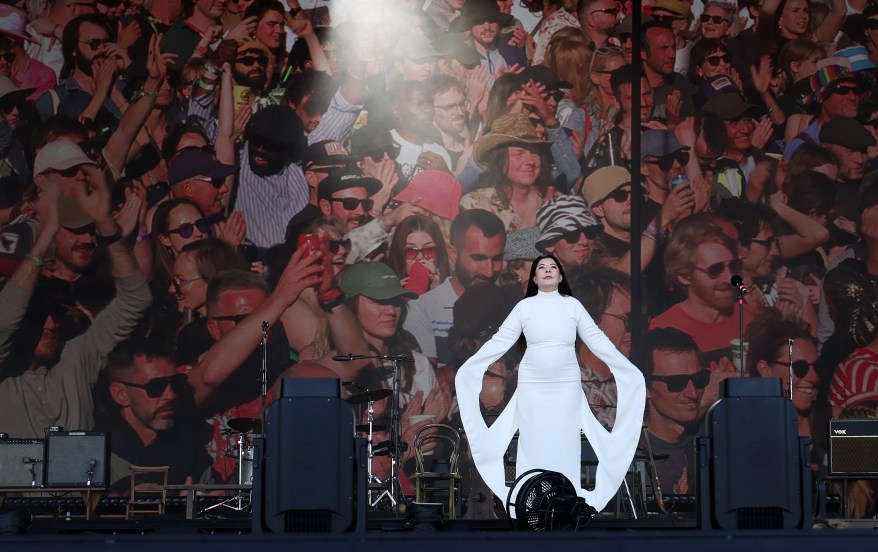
top-left (201, 432), bottom-right (251, 515)
top-left (367, 399), bottom-right (396, 509)
top-left (389, 356), bottom-right (403, 513)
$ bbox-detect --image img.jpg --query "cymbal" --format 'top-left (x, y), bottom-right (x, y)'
top-left (356, 424), bottom-right (389, 433)
top-left (227, 417), bottom-right (262, 433)
top-left (346, 388), bottom-right (392, 404)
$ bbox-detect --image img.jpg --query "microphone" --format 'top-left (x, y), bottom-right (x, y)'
top-left (89, 459), bottom-right (96, 467)
top-left (730, 274), bottom-right (748, 295)
top-left (22, 456), bottom-right (31, 464)
top-left (332, 354), bottom-right (356, 362)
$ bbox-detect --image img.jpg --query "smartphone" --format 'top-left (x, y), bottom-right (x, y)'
top-left (296, 234), bottom-right (321, 257)
top-left (405, 261), bottom-right (431, 296)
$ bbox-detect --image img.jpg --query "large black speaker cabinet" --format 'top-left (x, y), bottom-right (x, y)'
top-left (828, 419), bottom-right (878, 475)
top-left (44, 432), bottom-right (108, 487)
top-left (0, 439), bottom-right (45, 487)
top-left (697, 378), bottom-right (811, 530)
top-left (253, 378), bottom-right (366, 533)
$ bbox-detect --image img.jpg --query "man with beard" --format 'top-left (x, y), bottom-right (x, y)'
top-left (651, 218), bottom-right (757, 368)
top-left (102, 337), bottom-right (213, 492)
top-left (430, 75), bottom-right (471, 174)
top-left (577, 0), bottom-right (621, 49)
top-left (35, 14), bottom-right (129, 121)
top-left (450, 0), bottom-right (525, 89)
top-left (389, 80), bottom-right (453, 181)
top-left (635, 328), bottom-right (707, 496)
top-left (232, 104), bottom-right (309, 249)
top-left (404, 208), bottom-right (505, 366)
top-left (535, 195), bottom-right (601, 269)
top-left (819, 117), bottom-right (876, 222)
top-left (231, 41), bottom-right (269, 99)
top-left (641, 21), bottom-right (694, 126)
top-left (0, 164), bottom-right (151, 439)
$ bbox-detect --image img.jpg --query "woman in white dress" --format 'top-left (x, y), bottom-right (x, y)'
top-left (455, 255), bottom-right (645, 513)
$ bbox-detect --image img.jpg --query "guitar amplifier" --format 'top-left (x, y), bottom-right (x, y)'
top-left (829, 419), bottom-right (878, 475)
top-left (44, 432), bottom-right (109, 487)
top-left (0, 439), bottom-right (45, 487)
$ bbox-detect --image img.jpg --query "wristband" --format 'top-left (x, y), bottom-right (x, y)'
top-left (96, 228), bottom-right (123, 246)
top-left (196, 78), bottom-right (216, 91)
top-left (195, 44), bottom-right (209, 57)
top-left (27, 254), bottom-right (46, 268)
top-left (318, 289), bottom-right (345, 312)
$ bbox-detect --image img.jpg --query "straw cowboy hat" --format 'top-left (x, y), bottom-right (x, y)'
top-left (473, 113), bottom-right (553, 168)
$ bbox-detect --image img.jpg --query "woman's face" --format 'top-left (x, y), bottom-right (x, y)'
top-left (159, 204), bottom-right (207, 255)
top-left (505, 146), bottom-right (541, 187)
top-left (169, 251), bottom-right (208, 314)
top-left (156, 76), bottom-right (174, 107)
top-left (357, 295), bottom-right (402, 340)
top-left (533, 257), bottom-right (561, 292)
top-left (780, 0), bottom-right (810, 36)
top-left (792, 51), bottom-right (821, 80)
top-left (316, 225), bottom-right (347, 277)
top-left (403, 229), bottom-right (438, 276)
top-left (700, 5), bottom-right (730, 40)
top-left (760, 340), bottom-right (820, 412)
top-left (256, 9), bottom-right (285, 50)
top-left (0, 103), bottom-right (19, 130)
top-left (698, 47), bottom-right (731, 79)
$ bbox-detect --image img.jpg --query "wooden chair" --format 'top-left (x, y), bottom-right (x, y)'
top-left (126, 465), bottom-right (170, 519)
top-left (409, 424), bottom-right (462, 519)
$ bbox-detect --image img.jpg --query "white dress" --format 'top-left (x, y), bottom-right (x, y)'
top-left (455, 290), bottom-right (646, 511)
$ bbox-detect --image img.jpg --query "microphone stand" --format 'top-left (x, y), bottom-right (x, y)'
top-left (737, 286), bottom-right (746, 378)
top-left (261, 321), bottom-right (269, 439)
top-left (788, 339), bottom-right (794, 401)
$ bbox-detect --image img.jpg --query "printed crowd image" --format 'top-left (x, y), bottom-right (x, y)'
top-left (1, 0), bottom-right (877, 520)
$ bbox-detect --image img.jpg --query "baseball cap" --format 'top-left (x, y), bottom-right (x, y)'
top-left (247, 105), bottom-right (306, 150)
top-left (702, 92), bottom-right (761, 120)
top-left (317, 167), bottom-right (382, 200)
top-left (303, 140), bottom-right (354, 171)
top-left (340, 261), bottom-right (418, 301)
top-left (0, 223), bottom-right (34, 276)
top-left (640, 130), bottom-right (690, 159)
top-left (819, 118), bottom-right (877, 150)
top-left (582, 166), bottom-right (633, 207)
top-left (168, 149), bottom-right (237, 185)
top-left (33, 140), bottom-right (96, 175)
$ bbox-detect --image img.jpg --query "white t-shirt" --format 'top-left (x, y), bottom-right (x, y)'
top-left (390, 129), bottom-right (453, 182)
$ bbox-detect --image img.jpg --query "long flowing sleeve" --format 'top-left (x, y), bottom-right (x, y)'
top-left (574, 302), bottom-right (646, 511)
top-left (455, 302), bottom-right (524, 502)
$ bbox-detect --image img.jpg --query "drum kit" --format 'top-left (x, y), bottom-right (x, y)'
top-left (203, 417), bottom-right (262, 515)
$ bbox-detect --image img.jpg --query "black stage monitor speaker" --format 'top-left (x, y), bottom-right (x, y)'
top-left (0, 439), bottom-right (45, 488)
top-left (697, 378), bottom-right (811, 530)
top-left (254, 378), bottom-right (366, 533)
top-left (45, 432), bottom-right (108, 487)
top-left (829, 419), bottom-right (878, 475)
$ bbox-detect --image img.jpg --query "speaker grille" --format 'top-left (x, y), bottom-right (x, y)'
top-left (285, 510), bottom-right (333, 532)
top-left (736, 507), bottom-right (785, 529)
top-left (830, 437), bottom-right (878, 474)
top-left (0, 439), bottom-right (45, 487)
top-left (45, 433), bottom-right (108, 487)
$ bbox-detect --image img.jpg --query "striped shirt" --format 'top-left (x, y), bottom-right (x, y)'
top-left (308, 88), bottom-right (363, 145)
top-left (233, 146), bottom-right (309, 248)
top-left (830, 347), bottom-right (878, 409)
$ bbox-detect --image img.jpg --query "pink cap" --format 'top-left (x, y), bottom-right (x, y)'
top-left (394, 170), bottom-right (461, 221)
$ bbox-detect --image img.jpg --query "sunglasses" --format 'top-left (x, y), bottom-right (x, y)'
top-left (693, 258), bottom-right (744, 279)
top-left (749, 237), bottom-right (777, 249)
top-left (211, 313), bottom-right (248, 324)
top-left (53, 165), bottom-right (85, 178)
top-left (602, 312), bottom-right (630, 332)
top-left (591, 7), bottom-right (620, 15)
top-left (561, 226), bottom-right (601, 244)
top-left (866, 18), bottom-right (878, 29)
top-left (704, 54), bottom-right (731, 66)
top-left (645, 152), bottom-right (689, 171)
top-left (826, 83), bottom-right (862, 97)
top-left (606, 187), bottom-right (631, 203)
top-left (238, 55), bottom-right (267, 66)
top-left (329, 197), bottom-right (374, 211)
top-left (649, 370), bottom-right (711, 392)
top-left (0, 102), bottom-right (17, 114)
top-left (405, 246), bottom-right (438, 261)
top-left (0, 52), bottom-right (14, 63)
top-left (700, 14), bottom-right (730, 24)
top-left (177, 144), bottom-right (215, 156)
top-left (191, 175), bottom-right (227, 188)
top-left (769, 360), bottom-right (816, 378)
top-left (79, 38), bottom-right (112, 50)
top-left (167, 218), bottom-right (210, 239)
top-left (119, 373), bottom-right (188, 398)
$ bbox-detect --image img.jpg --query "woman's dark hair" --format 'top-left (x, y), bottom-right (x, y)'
top-left (524, 255), bottom-right (573, 298)
top-left (687, 38), bottom-right (728, 83)
top-left (151, 198), bottom-right (205, 284)
top-left (386, 215), bottom-right (451, 282)
top-left (745, 309), bottom-right (814, 377)
top-left (786, 170), bottom-right (837, 219)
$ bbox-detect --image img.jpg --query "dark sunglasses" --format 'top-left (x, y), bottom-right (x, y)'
top-left (0, 102), bottom-right (17, 114)
top-left (191, 175), bottom-right (226, 188)
top-left (0, 52), bottom-right (15, 63)
top-left (693, 258), bottom-right (744, 279)
top-left (53, 165), bottom-right (85, 178)
top-left (646, 151), bottom-right (689, 171)
top-left (405, 245), bottom-right (438, 261)
top-left (705, 54), bottom-right (731, 66)
top-left (167, 218), bottom-right (210, 239)
top-left (749, 237), bottom-right (777, 249)
top-left (561, 226), bottom-right (601, 244)
top-left (211, 313), bottom-right (248, 324)
top-left (119, 373), bottom-right (187, 398)
top-left (826, 83), bottom-right (862, 97)
top-left (769, 360), bottom-right (816, 378)
top-left (238, 55), bottom-right (267, 66)
top-left (864, 18), bottom-right (878, 29)
top-left (177, 144), bottom-right (215, 156)
top-left (328, 238), bottom-right (346, 254)
top-left (80, 38), bottom-right (112, 50)
top-left (649, 370), bottom-right (711, 392)
top-left (700, 14), bottom-right (730, 24)
top-left (606, 187), bottom-right (631, 203)
top-left (329, 197), bottom-right (374, 211)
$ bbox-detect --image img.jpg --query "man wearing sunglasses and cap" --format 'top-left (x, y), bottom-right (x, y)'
top-left (636, 328), bottom-right (707, 496)
top-left (577, 0), bottom-right (622, 50)
top-left (640, 129), bottom-right (696, 224)
top-left (168, 148), bottom-right (236, 219)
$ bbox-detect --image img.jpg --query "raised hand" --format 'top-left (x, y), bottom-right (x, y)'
top-left (275, 243), bottom-right (325, 306)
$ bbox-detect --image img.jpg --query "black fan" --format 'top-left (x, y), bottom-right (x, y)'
top-left (505, 469), bottom-right (597, 531)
